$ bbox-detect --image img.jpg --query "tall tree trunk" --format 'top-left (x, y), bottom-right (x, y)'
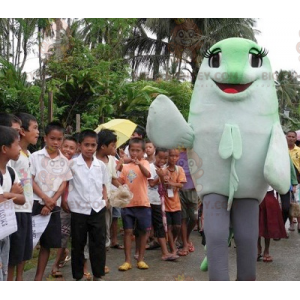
top-left (38, 28), bottom-right (46, 136)
top-left (11, 18), bottom-right (15, 65)
top-left (6, 18), bottom-right (10, 62)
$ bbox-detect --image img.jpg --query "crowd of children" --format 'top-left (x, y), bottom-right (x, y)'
top-left (2, 112), bottom-right (300, 281)
top-left (0, 115), bottom-right (203, 281)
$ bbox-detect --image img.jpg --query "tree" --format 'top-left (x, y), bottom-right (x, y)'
top-left (124, 18), bottom-right (258, 84)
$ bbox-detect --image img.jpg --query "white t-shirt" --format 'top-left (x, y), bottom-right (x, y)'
top-left (148, 163), bottom-right (161, 205)
top-left (2, 166), bottom-right (21, 194)
top-left (96, 155), bottom-right (117, 198)
top-left (68, 154), bottom-right (109, 215)
top-left (0, 185), bottom-right (3, 194)
top-left (29, 147), bottom-right (72, 206)
top-left (10, 150), bottom-right (33, 213)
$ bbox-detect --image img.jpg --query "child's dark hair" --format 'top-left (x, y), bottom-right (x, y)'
top-left (0, 125), bottom-right (19, 149)
top-left (155, 147), bottom-right (168, 156)
top-left (63, 135), bottom-right (78, 144)
top-left (133, 125), bottom-right (146, 139)
top-left (97, 129), bottom-right (117, 151)
top-left (72, 132), bottom-right (80, 143)
top-left (129, 138), bottom-right (145, 150)
top-left (0, 113), bottom-right (22, 127)
top-left (79, 130), bottom-right (98, 144)
top-left (145, 138), bottom-right (153, 144)
top-left (15, 112), bottom-right (37, 131)
top-left (45, 121), bottom-right (65, 135)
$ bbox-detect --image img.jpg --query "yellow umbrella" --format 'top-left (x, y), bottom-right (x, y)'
top-left (95, 119), bottom-right (137, 148)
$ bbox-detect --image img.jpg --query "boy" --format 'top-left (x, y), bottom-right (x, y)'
top-left (66, 130), bottom-right (108, 281)
top-left (0, 126), bottom-right (25, 281)
top-left (148, 147), bottom-right (178, 261)
top-left (30, 121), bottom-right (72, 281)
top-left (0, 113), bottom-right (22, 132)
top-left (145, 139), bottom-right (155, 164)
top-left (96, 129), bottom-right (122, 251)
top-left (177, 148), bottom-right (199, 256)
top-left (118, 138), bottom-right (151, 271)
top-left (51, 135), bottom-right (78, 277)
top-left (163, 148), bottom-right (186, 256)
top-left (7, 113), bottom-right (39, 281)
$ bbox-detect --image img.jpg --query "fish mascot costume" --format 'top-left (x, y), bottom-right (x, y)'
top-left (146, 37), bottom-right (290, 280)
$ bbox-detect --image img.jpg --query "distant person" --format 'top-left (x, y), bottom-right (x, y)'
top-left (67, 130), bottom-right (108, 281)
top-left (0, 126), bottom-right (25, 281)
top-left (7, 113), bottom-right (39, 281)
top-left (118, 138), bottom-right (151, 271)
top-left (162, 149), bottom-right (186, 256)
top-left (30, 121), bottom-right (72, 281)
top-left (286, 131), bottom-right (300, 231)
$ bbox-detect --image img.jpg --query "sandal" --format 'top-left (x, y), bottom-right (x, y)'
top-left (118, 262), bottom-right (132, 271)
top-left (263, 255), bottom-right (273, 262)
top-left (58, 255), bottom-right (71, 268)
top-left (51, 270), bottom-right (63, 278)
top-left (188, 242), bottom-right (195, 252)
top-left (257, 254), bottom-right (262, 261)
top-left (110, 243), bottom-right (124, 249)
top-left (177, 249), bottom-right (189, 256)
top-left (83, 272), bottom-right (92, 281)
top-left (137, 261), bottom-right (149, 269)
top-left (105, 266), bottom-right (110, 274)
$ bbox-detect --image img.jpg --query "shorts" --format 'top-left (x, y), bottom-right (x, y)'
top-left (112, 207), bottom-right (121, 218)
top-left (32, 201), bottom-right (61, 249)
top-left (9, 212), bottom-right (33, 266)
top-left (166, 211), bottom-right (182, 226)
top-left (121, 207), bottom-right (151, 232)
top-left (60, 210), bottom-right (71, 248)
top-left (180, 189), bottom-right (199, 221)
top-left (150, 204), bottom-right (166, 238)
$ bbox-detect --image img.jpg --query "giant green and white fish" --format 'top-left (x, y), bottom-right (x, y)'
top-left (147, 37), bottom-right (290, 209)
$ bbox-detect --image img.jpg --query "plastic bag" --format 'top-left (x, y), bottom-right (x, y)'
top-left (109, 184), bottom-right (133, 208)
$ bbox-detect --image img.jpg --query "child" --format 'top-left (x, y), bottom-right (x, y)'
top-left (0, 125), bottom-right (25, 281)
top-left (257, 187), bottom-right (287, 262)
top-left (51, 135), bottom-right (78, 277)
top-left (145, 139), bottom-right (156, 164)
top-left (96, 129), bottom-right (122, 250)
top-left (0, 113), bottom-right (22, 132)
top-left (177, 148), bottom-right (199, 256)
top-left (148, 147), bottom-right (178, 261)
top-left (118, 138), bottom-right (151, 271)
top-left (29, 121), bottom-right (72, 281)
top-left (66, 130), bottom-right (108, 281)
top-left (161, 148), bottom-right (186, 256)
top-left (7, 113), bottom-right (39, 281)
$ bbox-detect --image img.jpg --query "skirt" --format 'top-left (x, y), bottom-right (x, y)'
top-left (259, 191), bottom-right (287, 239)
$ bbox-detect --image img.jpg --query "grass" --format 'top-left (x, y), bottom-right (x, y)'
top-left (24, 246), bottom-right (58, 272)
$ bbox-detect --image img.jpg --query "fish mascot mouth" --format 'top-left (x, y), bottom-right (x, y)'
top-left (213, 81), bottom-right (253, 94)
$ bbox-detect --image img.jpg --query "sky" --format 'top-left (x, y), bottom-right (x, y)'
top-left (255, 18), bottom-right (300, 75)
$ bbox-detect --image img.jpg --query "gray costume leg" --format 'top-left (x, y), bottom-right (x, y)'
top-left (203, 194), bottom-right (230, 281)
top-left (231, 198), bottom-right (259, 281)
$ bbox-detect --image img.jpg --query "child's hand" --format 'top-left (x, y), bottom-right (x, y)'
top-left (131, 158), bottom-right (141, 165)
top-left (41, 206), bottom-right (51, 216)
top-left (43, 196), bottom-right (56, 210)
top-left (61, 201), bottom-right (70, 213)
top-left (118, 148), bottom-right (125, 158)
top-left (10, 183), bottom-right (23, 194)
top-left (155, 167), bottom-right (167, 177)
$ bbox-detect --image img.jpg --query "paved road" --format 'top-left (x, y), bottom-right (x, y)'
top-left (23, 227), bottom-right (300, 281)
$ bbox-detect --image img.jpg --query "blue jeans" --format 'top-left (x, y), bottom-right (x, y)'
top-left (0, 237), bottom-right (10, 281)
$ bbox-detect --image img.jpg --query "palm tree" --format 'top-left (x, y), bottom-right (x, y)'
top-left (275, 70), bottom-right (300, 125)
top-left (124, 18), bottom-right (258, 84)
